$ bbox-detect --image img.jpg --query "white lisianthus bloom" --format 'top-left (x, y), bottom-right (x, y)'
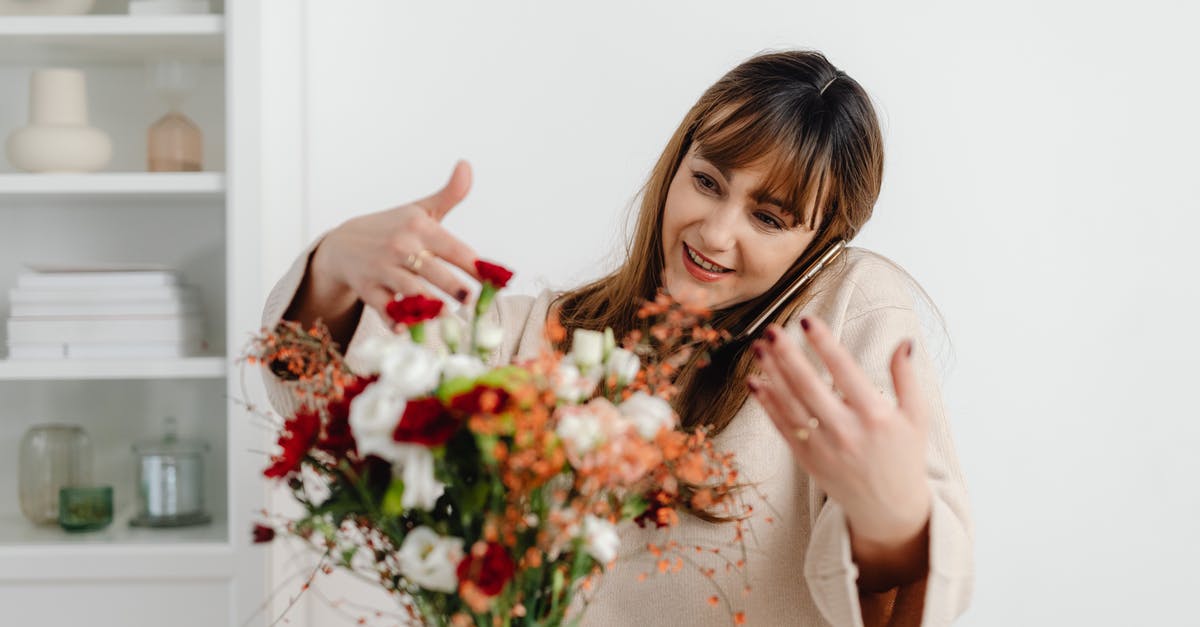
top-left (442, 354), bottom-right (487, 382)
top-left (397, 526), bottom-right (464, 593)
top-left (572, 329), bottom-right (604, 371)
top-left (378, 341), bottom-right (443, 398)
top-left (348, 382), bottom-right (407, 461)
top-left (356, 334), bottom-right (409, 375)
top-left (553, 362), bottom-right (598, 404)
top-left (555, 404), bottom-right (605, 455)
top-left (604, 348), bottom-right (641, 386)
top-left (475, 318), bottom-right (504, 352)
top-left (440, 315), bottom-right (464, 352)
top-left (395, 444), bottom-right (445, 511)
top-left (582, 515), bottom-right (620, 565)
top-left (619, 391), bottom-right (676, 440)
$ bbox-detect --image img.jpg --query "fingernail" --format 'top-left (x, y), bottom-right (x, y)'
top-left (752, 344), bottom-right (763, 358)
top-left (747, 379), bottom-right (759, 393)
top-left (800, 318), bottom-right (811, 332)
top-left (764, 327), bottom-right (777, 343)
top-left (456, 289), bottom-right (469, 303)
top-left (906, 339), bottom-right (913, 358)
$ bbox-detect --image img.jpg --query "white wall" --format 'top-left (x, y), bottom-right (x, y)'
top-left (268, 1), bottom-right (1200, 625)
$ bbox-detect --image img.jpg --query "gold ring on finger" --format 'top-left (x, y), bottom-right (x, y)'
top-left (405, 249), bottom-right (433, 272)
top-left (793, 418), bottom-right (819, 442)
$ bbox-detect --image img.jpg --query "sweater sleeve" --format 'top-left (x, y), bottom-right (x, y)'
top-left (800, 285), bottom-right (974, 626)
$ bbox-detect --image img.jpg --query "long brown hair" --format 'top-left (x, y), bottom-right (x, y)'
top-left (553, 50), bottom-right (886, 436)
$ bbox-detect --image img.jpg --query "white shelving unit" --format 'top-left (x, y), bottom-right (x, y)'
top-left (0, 3), bottom-right (274, 625)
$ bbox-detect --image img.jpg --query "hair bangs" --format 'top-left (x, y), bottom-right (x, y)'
top-left (691, 100), bottom-right (835, 231)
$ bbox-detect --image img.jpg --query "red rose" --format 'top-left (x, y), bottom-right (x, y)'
top-left (319, 375), bottom-right (378, 457)
top-left (456, 542), bottom-right (516, 596)
top-left (263, 407), bottom-right (320, 479)
top-left (252, 523), bottom-right (276, 544)
top-left (392, 396), bottom-right (459, 446)
top-left (448, 385), bottom-right (511, 414)
top-left (386, 294), bottom-right (445, 326)
top-left (474, 260), bottom-right (514, 288)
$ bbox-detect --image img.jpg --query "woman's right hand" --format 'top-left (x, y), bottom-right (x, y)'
top-left (310, 161), bottom-right (483, 323)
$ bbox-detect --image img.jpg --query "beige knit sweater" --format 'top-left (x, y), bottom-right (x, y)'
top-left (260, 233), bottom-right (974, 627)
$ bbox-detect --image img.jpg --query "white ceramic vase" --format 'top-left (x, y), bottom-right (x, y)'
top-left (6, 68), bottom-right (113, 173)
top-left (0, 0), bottom-right (95, 15)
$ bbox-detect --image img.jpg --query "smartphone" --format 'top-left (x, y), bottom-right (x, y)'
top-left (735, 237), bottom-right (847, 340)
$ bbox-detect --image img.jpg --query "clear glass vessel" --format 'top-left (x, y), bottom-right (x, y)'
top-left (18, 424), bottom-right (92, 525)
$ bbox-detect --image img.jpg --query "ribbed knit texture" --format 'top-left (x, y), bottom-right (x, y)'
top-left (259, 232), bottom-right (974, 626)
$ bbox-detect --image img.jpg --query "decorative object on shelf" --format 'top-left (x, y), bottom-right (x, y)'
top-left (5, 262), bottom-right (207, 360)
top-left (130, 416), bottom-right (211, 527)
top-left (147, 60), bottom-right (203, 172)
top-left (128, 0), bottom-right (208, 15)
top-left (5, 68), bottom-right (113, 173)
top-left (17, 423), bottom-right (92, 525)
top-left (58, 485), bottom-right (113, 532)
top-left (0, 0), bottom-right (94, 15)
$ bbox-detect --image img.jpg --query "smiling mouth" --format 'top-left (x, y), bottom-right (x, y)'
top-left (683, 242), bottom-right (733, 273)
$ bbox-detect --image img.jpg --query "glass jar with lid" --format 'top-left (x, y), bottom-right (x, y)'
top-left (131, 416), bottom-right (210, 527)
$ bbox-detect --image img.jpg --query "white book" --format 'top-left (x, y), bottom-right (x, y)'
top-left (10, 285), bottom-right (196, 304)
top-left (7, 316), bottom-right (203, 344)
top-left (6, 340), bottom-right (207, 360)
top-left (11, 300), bottom-right (200, 318)
top-left (17, 271), bottom-right (180, 290)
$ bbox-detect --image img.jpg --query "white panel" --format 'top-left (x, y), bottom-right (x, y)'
top-left (1, 580), bottom-right (228, 626)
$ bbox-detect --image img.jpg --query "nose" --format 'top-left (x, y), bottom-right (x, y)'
top-left (696, 203), bottom-right (738, 253)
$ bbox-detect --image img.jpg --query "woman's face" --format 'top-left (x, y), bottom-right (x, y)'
top-left (660, 147), bottom-right (821, 310)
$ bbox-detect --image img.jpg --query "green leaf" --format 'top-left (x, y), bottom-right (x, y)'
top-left (621, 494), bottom-right (649, 520)
top-left (381, 479), bottom-right (406, 517)
top-left (436, 375), bottom-right (478, 403)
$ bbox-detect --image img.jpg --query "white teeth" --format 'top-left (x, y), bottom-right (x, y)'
top-left (686, 245), bottom-right (729, 273)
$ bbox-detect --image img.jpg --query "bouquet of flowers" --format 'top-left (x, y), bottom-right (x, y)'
top-left (243, 261), bottom-right (751, 626)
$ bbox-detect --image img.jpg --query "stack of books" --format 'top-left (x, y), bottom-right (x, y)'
top-left (5, 263), bottom-right (207, 360)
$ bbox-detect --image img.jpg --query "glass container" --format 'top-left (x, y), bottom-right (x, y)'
top-left (58, 485), bottom-right (113, 532)
top-left (18, 424), bottom-right (92, 525)
top-left (131, 416), bottom-right (210, 527)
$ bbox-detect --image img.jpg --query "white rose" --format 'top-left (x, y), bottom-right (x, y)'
top-left (379, 341), bottom-right (443, 398)
top-left (604, 348), bottom-right (641, 386)
top-left (582, 515), bottom-right (619, 565)
top-left (618, 391), bottom-right (676, 440)
top-left (442, 354), bottom-right (487, 382)
top-left (475, 318), bottom-right (504, 352)
top-left (397, 526), bottom-right (464, 593)
top-left (348, 382), bottom-right (407, 462)
top-left (572, 329), bottom-right (604, 371)
top-left (555, 404), bottom-right (605, 454)
top-left (394, 444), bottom-right (445, 511)
top-left (553, 362), bottom-right (598, 404)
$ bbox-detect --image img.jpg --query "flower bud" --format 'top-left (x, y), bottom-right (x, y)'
top-left (572, 329), bottom-right (604, 371)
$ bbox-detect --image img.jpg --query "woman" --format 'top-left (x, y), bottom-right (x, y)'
top-left (262, 50), bottom-right (973, 626)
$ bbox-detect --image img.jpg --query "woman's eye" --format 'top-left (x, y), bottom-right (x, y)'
top-left (693, 173), bottom-right (718, 192)
top-left (755, 212), bottom-right (784, 230)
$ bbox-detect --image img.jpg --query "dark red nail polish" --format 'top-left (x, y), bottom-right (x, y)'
top-left (906, 340), bottom-right (913, 358)
top-left (752, 344), bottom-right (763, 358)
top-left (456, 289), bottom-right (469, 303)
top-left (747, 379), bottom-right (759, 393)
top-left (800, 318), bottom-right (811, 332)
top-left (764, 327), bottom-right (777, 342)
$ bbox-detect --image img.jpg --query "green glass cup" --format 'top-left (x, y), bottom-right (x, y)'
top-left (58, 486), bottom-right (113, 532)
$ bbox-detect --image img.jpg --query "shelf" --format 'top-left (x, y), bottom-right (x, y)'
top-left (0, 171), bottom-right (224, 195)
top-left (0, 15), bottom-right (224, 63)
top-left (0, 511), bottom-right (231, 581)
top-left (0, 355), bottom-right (227, 380)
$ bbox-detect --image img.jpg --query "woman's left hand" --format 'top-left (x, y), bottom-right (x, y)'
top-left (748, 316), bottom-right (932, 547)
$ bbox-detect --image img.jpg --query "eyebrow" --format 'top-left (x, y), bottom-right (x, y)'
top-left (692, 155), bottom-right (788, 210)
